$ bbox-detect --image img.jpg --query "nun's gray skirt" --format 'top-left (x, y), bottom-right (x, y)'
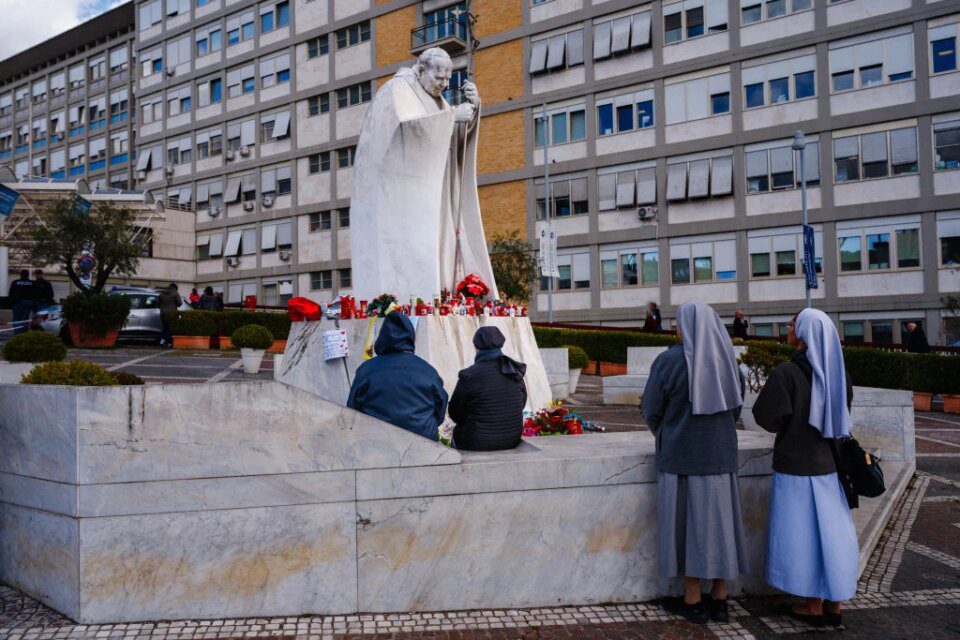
top-left (657, 472), bottom-right (749, 581)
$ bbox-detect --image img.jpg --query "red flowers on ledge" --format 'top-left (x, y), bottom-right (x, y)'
top-left (456, 274), bottom-right (490, 301)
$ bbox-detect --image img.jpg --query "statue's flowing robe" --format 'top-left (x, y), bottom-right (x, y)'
top-left (349, 67), bottom-right (498, 303)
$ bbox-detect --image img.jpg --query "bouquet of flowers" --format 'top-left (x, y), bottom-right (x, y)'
top-left (455, 274), bottom-right (490, 301)
top-left (522, 402), bottom-right (584, 437)
top-left (366, 293), bottom-right (398, 317)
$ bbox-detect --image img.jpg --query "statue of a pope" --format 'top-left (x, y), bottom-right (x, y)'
top-left (349, 47), bottom-right (498, 303)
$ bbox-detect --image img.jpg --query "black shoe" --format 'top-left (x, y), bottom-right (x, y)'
top-left (663, 597), bottom-right (711, 624)
top-left (822, 611), bottom-right (843, 627)
top-left (783, 604), bottom-right (826, 627)
top-left (705, 596), bottom-right (729, 623)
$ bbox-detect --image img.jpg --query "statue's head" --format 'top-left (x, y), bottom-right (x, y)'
top-left (415, 48), bottom-right (454, 98)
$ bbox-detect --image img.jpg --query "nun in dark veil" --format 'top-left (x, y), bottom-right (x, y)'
top-left (642, 301), bottom-right (747, 624)
top-left (448, 326), bottom-right (528, 451)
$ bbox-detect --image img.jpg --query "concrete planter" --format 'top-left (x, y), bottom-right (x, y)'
top-left (913, 392), bottom-right (933, 413)
top-left (172, 335), bottom-right (212, 350)
top-left (943, 394), bottom-right (960, 414)
top-left (568, 368), bottom-right (582, 394)
top-left (240, 348), bottom-right (266, 373)
top-left (0, 361), bottom-right (35, 384)
top-left (740, 390), bottom-right (762, 431)
top-left (68, 323), bottom-right (118, 348)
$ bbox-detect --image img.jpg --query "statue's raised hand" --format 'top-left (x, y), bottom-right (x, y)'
top-left (454, 102), bottom-right (476, 123)
top-left (463, 81), bottom-right (480, 107)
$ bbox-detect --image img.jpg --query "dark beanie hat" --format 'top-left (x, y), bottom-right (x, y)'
top-left (473, 326), bottom-right (506, 350)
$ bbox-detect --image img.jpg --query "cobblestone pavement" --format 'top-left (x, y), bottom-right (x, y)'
top-left (66, 347), bottom-right (274, 384)
top-left (1, 377), bottom-right (958, 639)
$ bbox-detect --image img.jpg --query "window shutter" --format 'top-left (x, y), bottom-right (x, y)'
top-left (224, 230), bottom-right (243, 256)
top-left (746, 150), bottom-right (768, 178)
top-left (593, 21), bottom-right (612, 60)
top-left (261, 169), bottom-right (277, 193)
top-left (224, 177), bottom-right (242, 202)
top-left (272, 111), bottom-right (291, 138)
top-left (615, 171), bottom-right (636, 207)
top-left (631, 12), bottom-right (651, 48)
top-left (598, 173), bottom-right (616, 210)
top-left (861, 131), bottom-right (887, 164)
top-left (570, 177), bottom-right (588, 202)
top-left (834, 136), bottom-right (859, 159)
top-left (208, 233), bottom-right (223, 256)
top-left (566, 30), bottom-right (584, 66)
top-left (546, 35), bottom-right (566, 70)
top-left (828, 47), bottom-right (855, 75)
top-left (611, 18), bottom-right (631, 55)
top-left (196, 183), bottom-right (210, 202)
top-left (667, 163), bottom-right (688, 201)
top-left (803, 141), bottom-right (820, 182)
top-left (637, 167), bottom-right (657, 205)
top-left (711, 156), bottom-right (733, 196)
top-left (261, 223), bottom-right (277, 250)
top-left (890, 128), bottom-right (917, 165)
top-left (240, 120), bottom-right (256, 146)
top-left (529, 40), bottom-right (548, 74)
top-left (179, 186), bottom-right (193, 204)
top-left (770, 146), bottom-right (793, 174)
top-left (688, 160), bottom-right (710, 198)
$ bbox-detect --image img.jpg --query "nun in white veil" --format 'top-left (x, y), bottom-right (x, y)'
top-left (642, 301), bottom-right (747, 625)
top-left (752, 309), bottom-right (858, 627)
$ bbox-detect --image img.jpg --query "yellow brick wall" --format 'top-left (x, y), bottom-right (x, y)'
top-left (375, 0), bottom-right (391, 5)
top-left (376, 6), bottom-right (417, 68)
top-left (474, 0), bottom-right (523, 39)
top-left (478, 110), bottom-right (525, 176)
top-left (474, 39), bottom-right (524, 106)
top-left (479, 180), bottom-right (527, 240)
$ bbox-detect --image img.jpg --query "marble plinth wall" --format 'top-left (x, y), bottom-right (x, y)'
top-left (277, 316), bottom-right (553, 413)
top-left (0, 380), bottom-right (776, 624)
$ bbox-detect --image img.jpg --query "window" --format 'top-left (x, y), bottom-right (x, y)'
top-left (794, 70), bottom-right (815, 99)
top-left (166, 0), bottom-right (190, 17)
top-left (309, 211), bottom-right (332, 232)
top-left (260, 1), bottom-right (289, 33)
top-left (670, 238), bottom-right (736, 284)
top-left (336, 20), bottom-right (371, 49)
top-left (196, 128), bottom-right (222, 159)
top-left (260, 111), bottom-right (291, 142)
top-left (260, 53), bottom-right (291, 88)
top-left (597, 166), bottom-right (656, 211)
top-left (339, 268), bottom-right (352, 289)
top-left (842, 321), bottom-right (865, 343)
top-left (167, 35), bottom-right (192, 71)
top-left (141, 96), bottom-right (163, 124)
top-left (261, 220), bottom-right (292, 253)
top-left (897, 228), bottom-right (920, 268)
top-left (337, 146), bottom-right (356, 169)
top-left (442, 68), bottom-right (468, 105)
top-left (866, 233), bottom-right (890, 270)
top-left (226, 119), bottom-right (256, 151)
top-left (745, 83), bottom-right (764, 108)
top-left (663, 0), bottom-right (727, 45)
top-left (196, 180), bottom-right (224, 210)
top-left (742, 54), bottom-right (815, 109)
top-left (828, 30), bottom-right (915, 93)
top-left (311, 270), bottom-right (333, 290)
top-left (837, 219), bottom-right (920, 273)
top-left (666, 155), bottom-right (733, 201)
top-left (140, 48), bottom-right (162, 78)
top-left (423, 2), bottom-right (468, 44)
top-left (197, 77), bottom-right (223, 107)
top-left (746, 141), bottom-right (820, 193)
top-left (599, 248), bottom-right (658, 287)
top-left (261, 165), bottom-right (292, 196)
top-left (833, 127), bottom-right (918, 183)
top-left (196, 25), bottom-right (223, 56)
top-left (166, 85), bottom-right (192, 116)
top-left (839, 236), bottom-right (862, 272)
top-left (535, 105), bottom-right (587, 146)
top-left (528, 30), bottom-right (584, 75)
top-left (336, 82), bottom-right (372, 108)
top-left (593, 10), bottom-right (652, 60)
top-left (337, 208), bottom-right (350, 228)
top-left (227, 11), bottom-right (255, 46)
top-left (751, 253), bottom-right (770, 277)
top-left (88, 97), bottom-right (106, 130)
top-left (139, 0), bottom-right (162, 28)
top-left (934, 118), bottom-right (960, 171)
top-left (932, 36), bottom-right (957, 74)
top-left (939, 213), bottom-right (960, 267)
top-left (110, 89), bottom-right (129, 123)
top-left (548, 253), bottom-right (590, 291)
top-left (309, 152), bottom-right (330, 174)
top-left (665, 72), bottom-right (730, 124)
top-left (307, 35), bottom-right (329, 59)
top-left (309, 94), bottom-right (330, 116)
top-left (227, 64), bottom-right (256, 97)
top-left (167, 137), bottom-right (192, 166)
top-left (748, 229), bottom-right (821, 279)
top-left (537, 175), bottom-right (589, 218)
top-left (742, 0), bottom-right (810, 24)
top-left (769, 77), bottom-right (789, 103)
top-left (596, 89), bottom-right (654, 136)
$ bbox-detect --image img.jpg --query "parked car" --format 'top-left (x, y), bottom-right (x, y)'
top-left (37, 287), bottom-right (192, 344)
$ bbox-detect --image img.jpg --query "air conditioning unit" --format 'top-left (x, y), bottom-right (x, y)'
top-left (239, 146), bottom-right (251, 157)
top-left (225, 150), bottom-right (236, 161)
top-left (638, 206), bottom-right (658, 221)
top-left (225, 256), bottom-right (240, 268)
top-left (242, 200), bottom-right (255, 211)
top-left (207, 206), bottom-right (221, 217)
top-left (164, 165), bottom-right (175, 177)
top-left (262, 195), bottom-right (275, 208)
top-left (165, 67), bottom-right (176, 77)
top-left (278, 248), bottom-right (292, 262)
top-left (137, 170), bottom-right (147, 181)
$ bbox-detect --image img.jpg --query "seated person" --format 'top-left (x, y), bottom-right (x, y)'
top-left (347, 311), bottom-right (448, 440)
top-left (449, 327), bottom-right (528, 451)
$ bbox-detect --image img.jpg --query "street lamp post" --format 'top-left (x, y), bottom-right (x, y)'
top-left (793, 130), bottom-right (813, 309)
top-left (541, 104), bottom-right (554, 323)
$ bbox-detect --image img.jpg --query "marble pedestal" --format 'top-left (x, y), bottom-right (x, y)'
top-left (277, 315), bottom-right (553, 412)
top-left (601, 347), bottom-right (668, 406)
top-left (539, 348), bottom-right (569, 401)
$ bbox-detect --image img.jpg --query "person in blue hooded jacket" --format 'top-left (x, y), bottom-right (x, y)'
top-left (347, 310), bottom-right (448, 440)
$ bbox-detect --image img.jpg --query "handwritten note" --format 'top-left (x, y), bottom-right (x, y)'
top-left (322, 329), bottom-right (349, 361)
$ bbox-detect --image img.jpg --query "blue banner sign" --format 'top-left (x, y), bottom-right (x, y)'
top-left (803, 224), bottom-right (818, 290)
top-left (0, 184), bottom-right (20, 218)
top-left (71, 194), bottom-right (92, 216)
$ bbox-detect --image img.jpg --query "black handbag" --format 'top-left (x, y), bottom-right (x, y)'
top-left (837, 437), bottom-right (886, 498)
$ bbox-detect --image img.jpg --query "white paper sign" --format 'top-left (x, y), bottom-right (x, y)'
top-left (322, 329), bottom-right (349, 361)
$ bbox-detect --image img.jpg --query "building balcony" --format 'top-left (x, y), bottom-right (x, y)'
top-left (411, 18), bottom-right (467, 56)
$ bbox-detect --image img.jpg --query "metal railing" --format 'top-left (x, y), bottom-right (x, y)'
top-left (411, 17), bottom-right (467, 50)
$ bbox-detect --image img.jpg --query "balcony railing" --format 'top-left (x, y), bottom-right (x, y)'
top-left (411, 17), bottom-right (467, 54)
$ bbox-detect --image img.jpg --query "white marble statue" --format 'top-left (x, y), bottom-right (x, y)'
top-left (349, 48), bottom-right (498, 303)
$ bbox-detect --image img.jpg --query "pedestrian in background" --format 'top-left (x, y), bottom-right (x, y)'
top-left (642, 301), bottom-right (747, 624)
top-left (8, 269), bottom-right (34, 334)
top-left (188, 287), bottom-right (201, 309)
top-left (905, 322), bottom-right (930, 353)
top-left (643, 307), bottom-right (658, 333)
top-left (214, 291), bottom-right (225, 311)
top-left (158, 283), bottom-right (182, 348)
top-left (752, 309), bottom-right (858, 627)
top-left (32, 269), bottom-right (55, 309)
top-left (648, 302), bottom-right (663, 332)
top-left (199, 286), bottom-right (219, 311)
top-left (732, 310), bottom-right (749, 340)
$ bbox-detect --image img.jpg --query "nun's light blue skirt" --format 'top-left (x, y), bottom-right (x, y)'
top-left (765, 472), bottom-right (859, 601)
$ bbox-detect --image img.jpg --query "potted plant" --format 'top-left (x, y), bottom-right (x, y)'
top-left (906, 355), bottom-right (937, 412)
top-left (231, 324), bottom-right (274, 374)
top-left (61, 292), bottom-right (131, 348)
top-left (562, 345), bottom-right (590, 394)
top-left (170, 312), bottom-right (218, 350)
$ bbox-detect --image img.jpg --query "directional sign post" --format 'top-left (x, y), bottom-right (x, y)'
top-left (0, 184), bottom-right (20, 218)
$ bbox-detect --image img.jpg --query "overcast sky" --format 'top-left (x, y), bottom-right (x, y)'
top-left (0, 0), bottom-right (125, 62)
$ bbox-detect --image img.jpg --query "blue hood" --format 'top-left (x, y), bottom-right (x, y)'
top-left (374, 311), bottom-right (416, 355)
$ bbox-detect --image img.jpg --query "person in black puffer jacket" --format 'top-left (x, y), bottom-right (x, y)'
top-left (449, 326), bottom-right (527, 451)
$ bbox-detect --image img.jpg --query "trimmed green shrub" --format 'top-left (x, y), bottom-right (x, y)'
top-left (170, 312), bottom-right (217, 336)
top-left (170, 310), bottom-right (291, 340)
top-left (22, 360), bottom-right (118, 386)
top-left (61, 292), bottom-right (131, 336)
top-left (533, 326), bottom-right (678, 364)
top-left (231, 324), bottom-right (274, 350)
top-left (843, 347), bottom-right (914, 391)
top-left (562, 345), bottom-right (591, 370)
top-left (111, 371), bottom-right (145, 385)
top-left (3, 331), bottom-right (67, 363)
top-left (739, 341), bottom-right (794, 392)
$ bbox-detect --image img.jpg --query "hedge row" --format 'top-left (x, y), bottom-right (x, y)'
top-left (170, 310), bottom-right (291, 340)
top-left (537, 326), bottom-right (960, 395)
